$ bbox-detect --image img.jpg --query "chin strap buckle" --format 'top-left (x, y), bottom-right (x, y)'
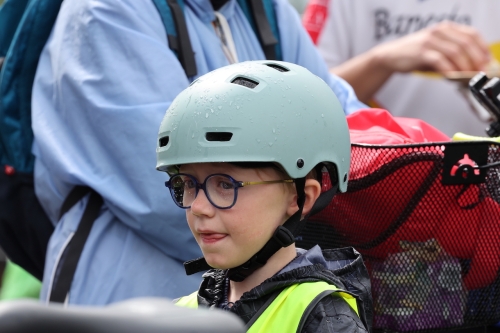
top-left (272, 226), bottom-right (295, 248)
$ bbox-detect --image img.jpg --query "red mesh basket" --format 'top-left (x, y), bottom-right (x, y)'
top-left (297, 141), bottom-right (500, 332)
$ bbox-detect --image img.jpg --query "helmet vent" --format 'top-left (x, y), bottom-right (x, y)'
top-left (265, 63), bottom-right (289, 72)
top-left (231, 77), bottom-right (259, 89)
top-left (206, 132), bottom-right (233, 142)
top-left (159, 136), bottom-right (169, 147)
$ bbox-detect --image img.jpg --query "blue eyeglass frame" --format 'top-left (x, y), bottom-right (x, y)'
top-left (165, 173), bottom-right (294, 209)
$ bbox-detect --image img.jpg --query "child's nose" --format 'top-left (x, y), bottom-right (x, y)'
top-left (190, 188), bottom-right (215, 216)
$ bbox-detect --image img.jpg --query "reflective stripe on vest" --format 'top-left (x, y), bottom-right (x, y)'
top-left (176, 281), bottom-right (359, 332)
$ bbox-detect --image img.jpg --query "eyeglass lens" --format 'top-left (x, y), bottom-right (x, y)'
top-left (170, 174), bottom-right (237, 208)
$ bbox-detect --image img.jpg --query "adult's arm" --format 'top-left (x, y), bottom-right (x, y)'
top-left (331, 21), bottom-right (491, 103)
top-left (306, 0), bottom-right (491, 103)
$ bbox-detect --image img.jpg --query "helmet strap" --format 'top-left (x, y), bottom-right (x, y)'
top-left (184, 256), bottom-right (212, 275)
top-left (225, 177), bottom-right (307, 281)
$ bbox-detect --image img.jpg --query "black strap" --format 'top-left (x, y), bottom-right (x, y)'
top-left (245, 288), bottom-right (282, 329)
top-left (307, 183), bottom-right (338, 217)
top-left (247, 287), bottom-right (356, 332)
top-left (166, 0), bottom-right (197, 77)
top-left (296, 289), bottom-right (340, 333)
top-left (49, 187), bottom-right (103, 303)
top-left (281, 177), bottom-right (306, 236)
top-left (58, 186), bottom-right (93, 220)
top-left (225, 178), bottom-right (307, 282)
top-left (226, 224), bottom-right (296, 281)
top-left (248, 0), bottom-right (278, 60)
top-left (183, 222), bottom-right (297, 279)
top-left (184, 256), bottom-right (212, 275)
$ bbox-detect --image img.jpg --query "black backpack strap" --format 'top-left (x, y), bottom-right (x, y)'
top-left (245, 288), bottom-right (282, 330)
top-left (49, 187), bottom-right (103, 303)
top-left (237, 0), bottom-right (281, 60)
top-left (297, 289), bottom-right (362, 333)
top-left (151, 0), bottom-right (197, 77)
top-left (58, 186), bottom-right (93, 220)
top-left (166, 0), bottom-right (197, 77)
top-left (247, 0), bottom-right (278, 60)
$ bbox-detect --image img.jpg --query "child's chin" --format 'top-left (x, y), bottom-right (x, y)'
top-left (206, 261), bottom-right (230, 270)
top-left (205, 257), bottom-right (245, 270)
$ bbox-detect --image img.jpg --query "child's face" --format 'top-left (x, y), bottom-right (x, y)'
top-left (179, 162), bottom-right (296, 270)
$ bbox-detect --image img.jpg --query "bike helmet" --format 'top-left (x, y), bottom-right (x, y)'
top-left (156, 61), bottom-right (351, 281)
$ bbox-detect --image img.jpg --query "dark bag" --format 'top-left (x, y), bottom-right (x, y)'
top-left (0, 170), bottom-right (53, 280)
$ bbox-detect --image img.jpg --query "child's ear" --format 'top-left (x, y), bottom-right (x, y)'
top-left (286, 179), bottom-right (322, 218)
top-left (301, 179), bottom-right (322, 217)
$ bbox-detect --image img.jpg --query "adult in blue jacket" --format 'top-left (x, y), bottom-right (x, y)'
top-left (32, 0), bottom-right (365, 305)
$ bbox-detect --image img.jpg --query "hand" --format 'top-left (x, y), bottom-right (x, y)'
top-left (372, 21), bottom-right (491, 74)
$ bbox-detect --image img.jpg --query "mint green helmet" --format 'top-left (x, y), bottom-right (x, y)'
top-left (156, 61), bottom-right (350, 192)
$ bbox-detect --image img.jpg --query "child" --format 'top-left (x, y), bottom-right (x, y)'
top-left (156, 61), bottom-right (372, 332)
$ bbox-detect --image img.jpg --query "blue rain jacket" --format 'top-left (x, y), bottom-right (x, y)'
top-left (32, 0), bottom-right (365, 305)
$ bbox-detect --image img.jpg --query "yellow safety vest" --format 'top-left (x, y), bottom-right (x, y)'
top-left (176, 281), bottom-right (359, 333)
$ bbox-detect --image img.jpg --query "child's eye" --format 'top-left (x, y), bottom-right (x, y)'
top-left (218, 180), bottom-right (235, 190)
top-left (184, 179), bottom-right (196, 189)
top-left (207, 175), bottom-right (236, 192)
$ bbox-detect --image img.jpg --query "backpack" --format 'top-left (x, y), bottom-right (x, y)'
top-left (0, 0), bottom-right (281, 284)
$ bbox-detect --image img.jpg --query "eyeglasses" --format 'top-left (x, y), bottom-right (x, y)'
top-left (165, 173), bottom-right (294, 209)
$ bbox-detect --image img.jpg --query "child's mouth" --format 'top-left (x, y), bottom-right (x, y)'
top-left (200, 233), bottom-right (227, 244)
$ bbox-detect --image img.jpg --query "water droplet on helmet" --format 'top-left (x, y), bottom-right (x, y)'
top-left (205, 113), bottom-right (209, 118)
